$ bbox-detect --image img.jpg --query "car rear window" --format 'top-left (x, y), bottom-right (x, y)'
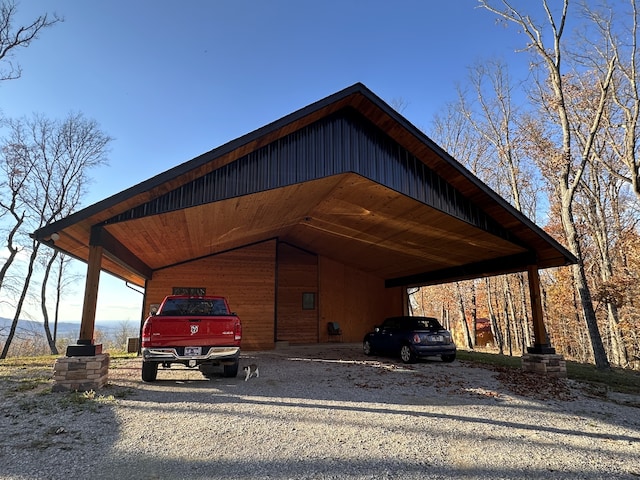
top-left (410, 318), bottom-right (442, 330)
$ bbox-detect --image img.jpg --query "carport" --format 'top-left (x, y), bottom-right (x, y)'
top-left (33, 83), bottom-right (575, 387)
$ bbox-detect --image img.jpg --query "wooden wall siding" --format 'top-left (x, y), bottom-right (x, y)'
top-left (318, 256), bottom-right (404, 342)
top-left (275, 243), bottom-right (319, 344)
top-left (102, 109), bottom-right (514, 246)
top-left (144, 240), bottom-right (277, 351)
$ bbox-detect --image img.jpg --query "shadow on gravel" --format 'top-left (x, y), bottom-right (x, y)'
top-left (0, 382), bottom-right (125, 479)
top-left (115, 344), bottom-right (640, 440)
top-left (102, 342), bottom-right (640, 480)
top-left (3, 345), bottom-right (639, 479)
top-left (87, 455), bottom-right (609, 480)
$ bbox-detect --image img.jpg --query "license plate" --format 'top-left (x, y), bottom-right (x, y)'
top-left (430, 335), bottom-right (443, 342)
top-left (184, 347), bottom-right (201, 356)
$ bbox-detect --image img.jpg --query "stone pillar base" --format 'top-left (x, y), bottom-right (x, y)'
top-left (522, 353), bottom-right (567, 378)
top-left (52, 353), bottom-right (110, 392)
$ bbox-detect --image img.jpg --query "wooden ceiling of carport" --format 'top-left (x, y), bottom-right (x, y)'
top-left (32, 83), bottom-right (575, 289)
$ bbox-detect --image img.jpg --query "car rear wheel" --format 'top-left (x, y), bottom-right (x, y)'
top-left (223, 359), bottom-right (239, 378)
top-left (363, 339), bottom-right (374, 356)
top-left (141, 361), bottom-right (158, 382)
top-left (400, 345), bottom-right (416, 364)
top-left (441, 353), bottom-right (456, 363)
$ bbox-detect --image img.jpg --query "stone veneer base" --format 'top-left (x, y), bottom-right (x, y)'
top-left (52, 353), bottom-right (110, 392)
top-left (521, 353), bottom-right (567, 378)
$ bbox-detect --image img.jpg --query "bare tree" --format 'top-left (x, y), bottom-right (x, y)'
top-left (0, 113), bottom-right (111, 359)
top-left (580, 0), bottom-right (640, 204)
top-left (0, 134), bottom-right (34, 293)
top-left (51, 253), bottom-right (80, 344)
top-left (0, 1), bottom-right (61, 82)
top-left (479, 0), bottom-right (613, 368)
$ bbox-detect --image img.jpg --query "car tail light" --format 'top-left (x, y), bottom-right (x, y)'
top-left (412, 334), bottom-right (421, 344)
top-left (141, 320), bottom-right (152, 346)
top-left (234, 321), bottom-right (242, 341)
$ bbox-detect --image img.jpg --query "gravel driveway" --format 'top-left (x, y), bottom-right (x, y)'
top-left (1, 343), bottom-right (639, 480)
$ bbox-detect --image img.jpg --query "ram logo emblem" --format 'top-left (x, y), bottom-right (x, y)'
top-left (190, 325), bottom-right (199, 335)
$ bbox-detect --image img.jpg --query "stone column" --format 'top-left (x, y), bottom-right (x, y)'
top-left (522, 353), bottom-right (567, 378)
top-left (52, 354), bottom-right (110, 392)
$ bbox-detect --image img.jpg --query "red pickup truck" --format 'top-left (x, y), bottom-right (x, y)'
top-left (140, 295), bottom-right (242, 382)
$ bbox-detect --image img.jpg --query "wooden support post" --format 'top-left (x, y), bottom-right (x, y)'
top-left (66, 243), bottom-right (103, 356)
top-left (526, 264), bottom-right (555, 354)
top-left (79, 243), bottom-right (102, 342)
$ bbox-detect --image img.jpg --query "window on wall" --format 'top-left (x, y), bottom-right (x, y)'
top-left (172, 287), bottom-right (206, 296)
top-left (302, 292), bottom-right (316, 310)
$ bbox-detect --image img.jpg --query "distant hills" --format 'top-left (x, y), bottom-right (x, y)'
top-left (0, 317), bottom-right (139, 341)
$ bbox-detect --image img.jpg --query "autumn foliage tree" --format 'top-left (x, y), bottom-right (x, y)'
top-left (414, 0), bottom-right (640, 370)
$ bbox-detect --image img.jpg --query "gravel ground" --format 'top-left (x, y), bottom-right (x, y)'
top-left (1, 343), bottom-right (639, 480)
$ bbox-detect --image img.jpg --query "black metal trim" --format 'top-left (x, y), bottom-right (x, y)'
top-left (386, 252), bottom-right (538, 288)
top-left (102, 109), bottom-right (517, 245)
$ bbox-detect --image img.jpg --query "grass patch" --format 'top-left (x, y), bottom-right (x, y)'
top-left (0, 356), bottom-right (55, 396)
top-left (457, 349), bottom-right (640, 395)
top-left (566, 361), bottom-right (640, 395)
top-left (60, 389), bottom-right (118, 412)
top-left (456, 349), bottom-right (522, 369)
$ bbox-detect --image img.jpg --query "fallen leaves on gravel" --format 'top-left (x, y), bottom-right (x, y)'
top-left (491, 365), bottom-right (574, 401)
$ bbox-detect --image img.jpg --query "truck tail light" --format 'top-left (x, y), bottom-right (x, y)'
top-left (141, 320), bottom-right (152, 346)
top-left (234, 321), bottom-right (242, 341)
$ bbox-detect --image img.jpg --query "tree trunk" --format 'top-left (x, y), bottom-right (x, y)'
top-left (456, 282), bottom-right (473, 349)
top-left (504, 279), bottom-right (522, 354)
top-left (562, 203), bottom-right (610, 369)
top-left (471, 281), bottom-right (477, 346)
top-left (503, 285), bottom-right (513, 356)
top-left (485, 278), bottom-right (504, 354)
top-left (607, 303), bottom-right (628, 366)
top-left (53, 257), bottom-right (63, 343)
top-left (0, 242), bottom-right (39, 359)
top-left (40, 250), bottom-right (59, 355)
top-left (517, 273), bottom-right (532, 348)
top-left (0, 210), bottom-right (24, 292)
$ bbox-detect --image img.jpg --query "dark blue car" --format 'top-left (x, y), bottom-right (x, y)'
top-left (363, 316), bottom-right (456, 363)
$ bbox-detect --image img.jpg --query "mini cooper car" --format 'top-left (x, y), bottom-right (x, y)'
top-left (363, 316), bottom-right (456, 363)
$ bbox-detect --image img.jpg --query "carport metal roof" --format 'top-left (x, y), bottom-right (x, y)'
top-left (33, 83), bottom-right (576, 289)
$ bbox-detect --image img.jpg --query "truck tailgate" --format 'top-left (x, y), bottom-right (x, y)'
top-left (147, 316), bottom-right (238, 346)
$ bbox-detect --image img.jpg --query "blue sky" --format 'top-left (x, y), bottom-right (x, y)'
top-left (1, 1), bottom-right (532, 323)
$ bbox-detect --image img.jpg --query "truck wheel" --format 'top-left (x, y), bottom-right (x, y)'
top-left (223, 360), bottom-right (239, 378)
top-left (142, 361), bottom-right (158, 382)
top-left (199, 364), bottom-right (216, 379)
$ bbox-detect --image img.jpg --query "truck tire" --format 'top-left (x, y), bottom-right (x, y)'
top-left (223, 359), bottom-right (239, 378)
top-left (199, 363), bottom-right (216, 379)
top-left (142, 361), bottom-right (158, 382)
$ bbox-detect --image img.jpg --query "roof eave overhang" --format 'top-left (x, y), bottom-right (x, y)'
top-left (386, 251), bottom-right (572, 288)
top-left (32, 82), bottom-right (577, 286)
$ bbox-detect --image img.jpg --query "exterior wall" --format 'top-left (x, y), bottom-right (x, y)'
top-left (142, 239), bottom-right (404, 350)
top-left (144, 240), bottom-right (277, 350)
top-left (318, 256), bottom-right (404, 343)
top-left (276, 243), bottom-right (318, 344)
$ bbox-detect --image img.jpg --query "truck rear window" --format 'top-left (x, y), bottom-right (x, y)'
top-left (159, 298), bottom-right (229, 316)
